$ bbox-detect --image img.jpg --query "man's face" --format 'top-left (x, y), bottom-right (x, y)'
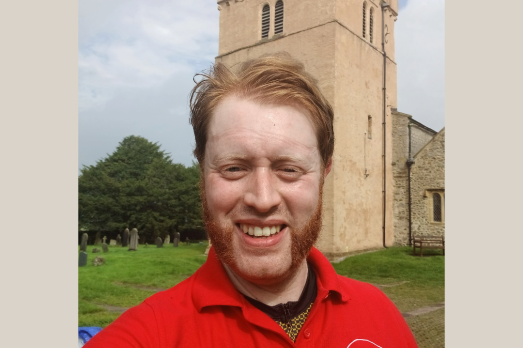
top-left (202, 95), bottom-right (330, 285)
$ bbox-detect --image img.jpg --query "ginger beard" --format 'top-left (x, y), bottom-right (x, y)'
top-left (200, 178), bottom-right (323, 282)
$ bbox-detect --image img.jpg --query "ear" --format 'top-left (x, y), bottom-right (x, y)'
top-left (324, 157), bottom-right (333, 177)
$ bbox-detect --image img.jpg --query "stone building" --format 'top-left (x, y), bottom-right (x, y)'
top-left (216, 0), bottom-right (400, 259)
top-left (391, 109), bottom-right (445, 246)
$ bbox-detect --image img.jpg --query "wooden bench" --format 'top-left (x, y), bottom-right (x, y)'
top-left (413, 236), bottom-right (445, 257)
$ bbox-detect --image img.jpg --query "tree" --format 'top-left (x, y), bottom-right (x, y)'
top-left (79, 136), bottom-right (202, 241)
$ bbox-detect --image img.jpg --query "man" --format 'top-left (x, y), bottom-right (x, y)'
top-left (85, 54), bottom-right (417, 347)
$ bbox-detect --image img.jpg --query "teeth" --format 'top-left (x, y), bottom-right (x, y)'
top-left (240, 224), bottom-right (283, 237)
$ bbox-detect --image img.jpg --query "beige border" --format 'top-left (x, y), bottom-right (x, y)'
top-left (447, 0), bottom-right (523, 346)
top-left (1, 0), bottom-right (78, 346)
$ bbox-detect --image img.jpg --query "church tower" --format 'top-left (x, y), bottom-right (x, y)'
top-left (216, 0), bottom-right (399, 258)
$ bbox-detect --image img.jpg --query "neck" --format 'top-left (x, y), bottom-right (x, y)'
top-left (223, 260), bottom-right (309, 306)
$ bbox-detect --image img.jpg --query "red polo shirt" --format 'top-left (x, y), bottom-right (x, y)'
top-left (85, 247), bottom-right (418, 347)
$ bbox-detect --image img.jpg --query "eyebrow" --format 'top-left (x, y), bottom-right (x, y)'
top-left (212, 154), bottom-right (249, 162)
top-left (212, 154), bottom-right (308, 163)
top-left (272, 155), bottom-right (307, 163)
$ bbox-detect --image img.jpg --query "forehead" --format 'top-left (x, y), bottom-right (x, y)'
top-left (206, 96), bottom-right (319, 161)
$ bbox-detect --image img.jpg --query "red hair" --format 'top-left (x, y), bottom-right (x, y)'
top-left (189, 52), bottom-right (334, 167)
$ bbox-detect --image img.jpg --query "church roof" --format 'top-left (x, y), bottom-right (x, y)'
top-left (413, 127), bottom-right (445, 159)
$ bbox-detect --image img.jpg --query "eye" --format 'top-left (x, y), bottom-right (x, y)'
top-left (277, 166), bottom-right (303, 180)
top-left (220, 165), bottom-right (247, 179)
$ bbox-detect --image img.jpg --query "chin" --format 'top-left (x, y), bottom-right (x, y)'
top-left (228, 251), bottom-right (293, 284)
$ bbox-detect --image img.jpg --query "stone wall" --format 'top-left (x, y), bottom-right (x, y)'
top-left (391, 111), bottom-right (410, 245)
top-left (410, 128), bottom-right (445, 238)
top-left (391, 111), bottom-right (438, 246)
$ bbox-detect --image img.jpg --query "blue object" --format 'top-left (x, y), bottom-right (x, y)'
top-left (78, 327), bottom-right (103, 346)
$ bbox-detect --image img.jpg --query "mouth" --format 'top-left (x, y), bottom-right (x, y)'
top-left (237, 223), bottom-right (286, 238)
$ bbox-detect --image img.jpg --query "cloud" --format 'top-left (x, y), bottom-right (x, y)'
top-left (78, 0), bottom-right (220, 171)
top-left (79, 70), bottom-right (198, 171)
top-left (79, 0), bottom-right (218, 111)
top-left (396, 0), bottom-right (445, 131)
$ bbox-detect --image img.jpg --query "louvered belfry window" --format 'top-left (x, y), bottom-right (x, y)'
top-left (370, 8), bottom-right (374, 43)
top-left (275, 1), bottom-right (284, 35)
top-left (362, 2), bottom-right (366, 38)
top-left (433, 193), bottom-right (442, 222)
top-left (261, 5), bottom-right (270, 39)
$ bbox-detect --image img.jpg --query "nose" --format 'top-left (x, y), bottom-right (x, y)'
top-left (243, 168), bottom-right (282, 213)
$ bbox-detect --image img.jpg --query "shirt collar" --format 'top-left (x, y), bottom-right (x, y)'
top-left (307, 247), bottom-right (350, 303)
top-left (191, 246), bottom-right (349, 312)
top-left (191, 247), bottom-right (245, 311)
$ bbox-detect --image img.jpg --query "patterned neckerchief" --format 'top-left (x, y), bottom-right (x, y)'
top-left (244, 264), bottom-right (317, 342)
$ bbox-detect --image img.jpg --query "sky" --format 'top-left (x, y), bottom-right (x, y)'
top-left (79, 0), bottom-right (444, 172)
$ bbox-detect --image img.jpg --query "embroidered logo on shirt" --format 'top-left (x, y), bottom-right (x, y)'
top-left (346, 339), bottom-right (384, 347)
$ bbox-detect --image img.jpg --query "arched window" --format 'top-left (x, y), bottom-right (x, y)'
top-left (362, 2), bottom-right (366, 39)
top-left (261, 4), bottom-right (270, 39)
top-left (275, 1), bottom-right (284, 35)
top-left (369, 7), bottom-right (374, 43)
top-left (433, 193), bottom-right (442, 222)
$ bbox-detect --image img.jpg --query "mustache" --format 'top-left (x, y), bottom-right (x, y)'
top-left (228, 205), bottom-right (291, 222)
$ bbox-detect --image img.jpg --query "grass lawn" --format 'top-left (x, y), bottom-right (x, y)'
top-left (78, 242), bottom-right (208, 327)
top-left (79, 244), bottom-right (444, 347)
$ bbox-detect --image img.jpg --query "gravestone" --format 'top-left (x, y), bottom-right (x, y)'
top-left (145, 243), bottom-right (148, 247)
top-left (185, 237), bottom-right (190, 245)
top-left (163, 235), bottom-right (170, 245)
top-left (102, 236), bottom-right (107, 244)
top-left (116, 234), bottom-right (122, 246)
top-left (94, 231), bottom-right (101, 245)
top-left (78, 251), bottom-right (88, 267)
top-left (80, 233), bottom-right (88, 252)
top-left (173, 238), bottom-right (178, 247)
top-left (128, 228), bottom-right (138, 251)
top-left (156, 237), bottom-right (163, 248)
top-left (102, 243), bottom-right (108, 253)
top-left (92, 256), bottom-right (105, 266)
top-left (122, 229), bottom-right (129, 247)
top-left (175, 232), bottom-right (181, 242)
top-left (92, 248), bottom-right (100, 253)
top-left (109, 239), bottom-right (116, 246)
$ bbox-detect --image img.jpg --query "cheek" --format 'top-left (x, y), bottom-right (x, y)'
top-left (205, 175), bottom-right (243, 216)
top-left (281, 179), bottom-right (321, 217)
